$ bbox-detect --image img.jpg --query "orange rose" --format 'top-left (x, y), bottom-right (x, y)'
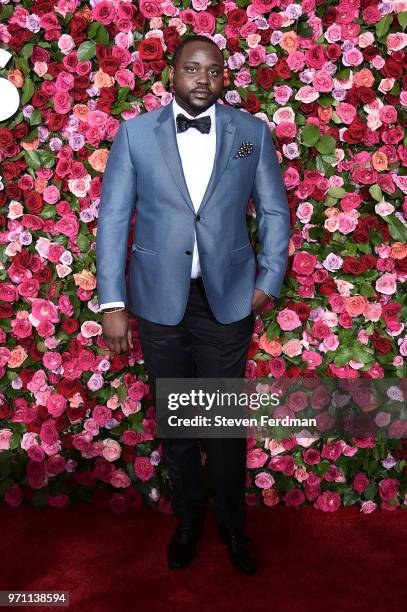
top-left (353, 68), bottom-right (374, 88)
top-left (73, 269), bottom-right (97, 291)
top-left (344, 295), bottom-right (369, 317)
top-left (390, 242), bottom-right (407, 260)
top-left (262, 488), bottom-right (280, 507)
top-left (280, 31), bottom-right (298, 53)
top-left (258, 334), bottom-right (282, 357)
top-left (372, 151), bottom-right (388, 172)
top-left (73, 104), bottom-right (90, 122)
top-left (8, 346), bottom-right (28, 368)
top-left (7, 69), bottom-right (24, 88)
top-left (94, 69), bottom-right (114, 88)
top-left (88, 149), bottom-right (109, 173)
top-left (318, 105), bottom-right (333, 124)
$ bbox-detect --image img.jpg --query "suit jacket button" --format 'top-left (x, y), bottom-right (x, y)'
top-left (185, 250), bottom-right (192, 255)
top-left (196, 215), bottom-right (200, 221)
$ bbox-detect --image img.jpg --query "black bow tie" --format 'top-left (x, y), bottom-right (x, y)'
top-left (176, 113), bottom-right (211, 134)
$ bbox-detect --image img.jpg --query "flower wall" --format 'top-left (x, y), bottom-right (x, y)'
top-left (0, 0), bottom-right (406, 514)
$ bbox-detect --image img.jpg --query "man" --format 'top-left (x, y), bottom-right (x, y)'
top-left (96, 34), bottom-right (290, 575)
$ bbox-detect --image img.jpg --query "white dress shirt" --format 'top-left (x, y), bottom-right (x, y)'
top-left (99, 97), bottom-right (217, 311)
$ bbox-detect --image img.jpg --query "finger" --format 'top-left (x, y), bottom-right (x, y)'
top-left (119, 337), bottom-right (128, 353)
top-left (127, 328), bottom-right (133, 349)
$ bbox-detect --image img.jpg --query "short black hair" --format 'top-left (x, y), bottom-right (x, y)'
top-left (171, 35), bottom-right (224, 69)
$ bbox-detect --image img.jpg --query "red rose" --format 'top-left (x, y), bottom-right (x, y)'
top-left (0, 129), bottom-right (14, 150)
top-left (6, 184), bottom-right (22, 200)
top-left (321, 7), bottom-right (337, 26)
top-left (274, 58), bottom-right (291, 79)
top-left (342, 256), bottom-right (366, 275)
top-left (0, 303), bottom-right (13, 319)
top-left (357, 86), bottom-right (376, 104)
top-left (242, 92), bottom-right (261, 113)
top-left (2, 162), bottom-right (20, 180)
top-left (32, 91), bottom-right (49, 108)
top-left (228, 8), bottom-right (247, 27)
top-left (325, 43), bottom-right (341, 61)
top-left (48, 113), bottom-right (67, 132)
top-left (100, 58), bottom-right (120, 76)
top-left (13, 123), bottom-right (29, 139)
top-left (226, 36), bottom-right (240, 54)
top-left (24, 192), bottom-right (44, 214)
top-left (138, 37), bottom-right (163, 61)
top-left (372, 336), bottom-right (392, 354)
top-left (256, 66), bottom-right (275, 90)
top-left (360, 254), bottom-right (376, 269)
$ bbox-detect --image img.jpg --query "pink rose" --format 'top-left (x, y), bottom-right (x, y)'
top-left (276, 308), bottom-right (302, 331)
top-left (375, 274), bottom-right (397, 295)
top-left (313, 491), bottom-right (341, 512)
top-left (292, 251), bottom-right (317, 275)
top-left (102, 439), bottom-right (121, 462)
top-left (46, 394), bottom-right (67, 418)
top-left (284, 488), bottom-right (305, 507)
top-left (0, 428), bottom-right (12, 450)
top-left (361, 500), bottom-right (377, 514)
top-left (53, 91), bottom-right (73, 114)
top-left (133, 456), bottom-right (154, 481)
top-left (378, 478), bottom-right (399, 501)
top-left (254, 471), bottom-right (275, 489)
top-left (268, 455), bottom-right (295, 476)
top-left (352, 472), bottom-right (370, 494)
top-left (247, 448), bottom-right (268, 469)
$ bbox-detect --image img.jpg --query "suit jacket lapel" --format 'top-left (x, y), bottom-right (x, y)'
top-left (153, 100), bottom-right (237, 216)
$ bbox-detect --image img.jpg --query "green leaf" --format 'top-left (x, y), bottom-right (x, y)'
top-left (29, 109), bottom-right (42, 126)
top-left (315, 134), bottom-right (336, 155)
top-left (398, 12), bottom-right (407, 30)
top-left (369, 185), bottom-right (383, 202)
top-left (0, 4), bottom-right (14, 20)
top-left (117, 86), bottom-right (130, 104)
top-left (77, 40), bottom-right (96, 61)
top-left (21, 78), bottom-right (34, 105)
top-left (360, 284), bottom-right (377, 298)
top-left (21, 43), bottom-right (34, 60)
top-left (376, 14), bottom-right (392, 39)
top-left (328, 186), bottom-right (346, 199)
top-left (87, 21), bottom-right (109, 44)
top-left (302, 123), bottom-right (320, 146)
top-left (318, 96), bottom-right (333, 108)
top-left (385, 215), bottom-right (407, 242)
top-left (343, 489), bottom-right (360, 506)
top-left (77, 234), bottom-right (91, 252)
top-left (336, 68), bottom-right (350, 80)
top-left (24, 149), bottom-right (41, 170)
top-left (161, 65), bottom-right (169, 87)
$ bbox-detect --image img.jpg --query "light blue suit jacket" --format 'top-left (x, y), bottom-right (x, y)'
top-left (96, 100), bottom-right (290, 325)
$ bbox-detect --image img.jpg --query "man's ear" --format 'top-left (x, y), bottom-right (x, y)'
top-left (169, 66), bottom-right (174, 88)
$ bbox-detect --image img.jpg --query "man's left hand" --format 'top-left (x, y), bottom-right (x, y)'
top-left (252, 289), bottom-right (274, 314)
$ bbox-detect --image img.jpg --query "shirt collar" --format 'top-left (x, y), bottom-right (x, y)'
top-left (172, 97), bottom-right (216, 124)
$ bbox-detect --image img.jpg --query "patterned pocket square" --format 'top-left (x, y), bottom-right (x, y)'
top-left (234, 141), bottom-right (254, 159)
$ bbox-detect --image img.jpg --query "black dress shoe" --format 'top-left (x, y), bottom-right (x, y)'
top-left (167, 518), bottom-right (204, 570)
top-left (218, 524), bottom-right (258, 575)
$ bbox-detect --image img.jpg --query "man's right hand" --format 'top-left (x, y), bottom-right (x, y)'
top-left (102, 310), bottom-right (133, 354)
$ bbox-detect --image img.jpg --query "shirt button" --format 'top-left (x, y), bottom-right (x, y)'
top-left (185, 250), bottom-right (192, 255)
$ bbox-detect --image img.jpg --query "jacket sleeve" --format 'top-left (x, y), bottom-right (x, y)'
top-left (95, 120), bottom-right (137, 307)
top-left (251, 120), bottom-right (290, 299)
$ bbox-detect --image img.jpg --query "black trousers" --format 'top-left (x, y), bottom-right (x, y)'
top-left (137, 277), bottom-right (255, 529)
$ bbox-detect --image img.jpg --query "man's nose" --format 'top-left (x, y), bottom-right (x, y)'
top-left (196, 71), bottom-right (210, 86)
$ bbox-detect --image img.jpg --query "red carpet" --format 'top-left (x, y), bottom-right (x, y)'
top-left (0, 502), bottom-right (405, 611)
